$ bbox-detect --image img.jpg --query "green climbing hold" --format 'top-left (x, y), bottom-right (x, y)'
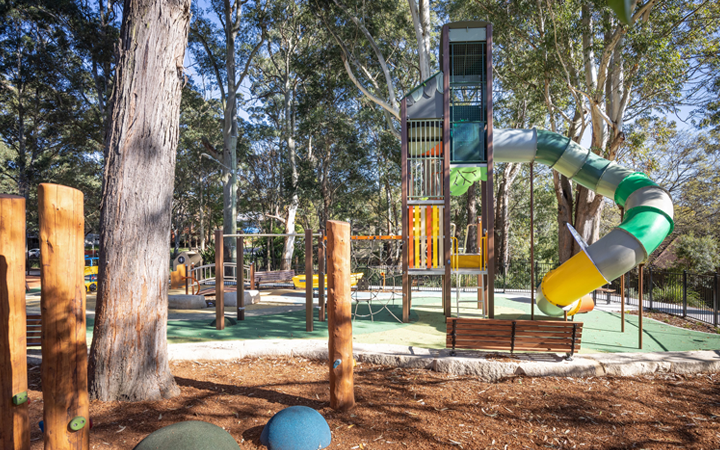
top-left (12, 391), bottom-right (28, 405)
top-left (69, 416), bottom-right (86, 432)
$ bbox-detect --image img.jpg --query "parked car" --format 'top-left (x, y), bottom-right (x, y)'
top-left (28, 248), bottom-right (40, 258)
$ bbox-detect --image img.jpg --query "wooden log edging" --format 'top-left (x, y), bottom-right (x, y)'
top-left (38, 183), bottom-right (90, 450)
top-left (0, 194), bottom-right (30, 450)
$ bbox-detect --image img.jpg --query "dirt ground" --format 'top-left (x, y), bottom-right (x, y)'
top-left (26, 357), bottom-right (720, 449)
top-left (627, 310), bottom-right (720, 335)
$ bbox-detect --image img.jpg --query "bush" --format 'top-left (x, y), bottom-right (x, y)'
top-left (651, 284), bottom-right (705, 308)
top-left (672, 234), bottom-right (720, 274)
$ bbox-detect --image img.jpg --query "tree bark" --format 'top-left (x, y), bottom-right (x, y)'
top-left (494, 163), bottom-right (520, 267)
top-left (88, 0), bottom-right (191, 402)
top-left (465, 182), bottom-right (478, 253)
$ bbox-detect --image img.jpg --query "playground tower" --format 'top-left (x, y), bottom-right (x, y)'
top-left (401, 22), bottom-right (494, 322)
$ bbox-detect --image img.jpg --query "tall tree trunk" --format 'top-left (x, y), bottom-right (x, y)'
top-left (465, 183), bottom-right (478, 253)
top-left (89, 0), bottom-right (190, 402)
top-left (408, 0), bottom-right (432, 80)
top-left (281, 86), bottom-right (298, 270)
top-left (222, 0), bottom-right (239, 263)
top-left (494, 163), bottom-right (521, 267)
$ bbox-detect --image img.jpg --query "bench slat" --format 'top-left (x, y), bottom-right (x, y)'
top-left (446, 318), bottom-right (582, 356)
top-left (450, 328), bottom-right (582, 339)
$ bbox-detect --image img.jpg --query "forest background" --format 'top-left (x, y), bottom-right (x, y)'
top-left (2, 0), bottom-right (720, 275)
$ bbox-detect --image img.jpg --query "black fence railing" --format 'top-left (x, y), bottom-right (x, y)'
top-left (498, 260), bottom-right (720, 328)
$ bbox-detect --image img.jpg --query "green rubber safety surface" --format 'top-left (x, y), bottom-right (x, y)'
top-left (83, 294), bottom-right (720, 354)
top-left (133, 421), bottom-right (240, 450)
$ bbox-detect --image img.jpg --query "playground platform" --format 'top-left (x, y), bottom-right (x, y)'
top-left (26, 288), bottom-right (720, 355)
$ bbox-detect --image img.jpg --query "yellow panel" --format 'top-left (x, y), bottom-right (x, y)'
top-left (540, 250), bottom-right (607, 307)
top-left (420, 206), bottom-right (426, 267)
top-left (454, 254), bottom-right (483, 269)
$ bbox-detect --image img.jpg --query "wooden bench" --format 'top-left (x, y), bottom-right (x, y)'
top-left (27, 314), bottom-right (42, 348)
top-left (253, 270), bottom-right (295, 288)
top-left (446, 317), bottom-right (582, 359)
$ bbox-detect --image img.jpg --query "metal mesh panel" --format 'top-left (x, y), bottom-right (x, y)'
top-left (407, 119), bottom-right (443, 199)
top-left (450, 42), bottom-right (486, 84)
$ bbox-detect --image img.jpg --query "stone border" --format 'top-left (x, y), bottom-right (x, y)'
top-left (165, 340), bottom-right (720, 382)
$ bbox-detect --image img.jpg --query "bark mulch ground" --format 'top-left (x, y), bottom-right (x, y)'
top-left (627, 309), bottom-right (720, 335)
top-left (26, 357), bottom-right (720, 449)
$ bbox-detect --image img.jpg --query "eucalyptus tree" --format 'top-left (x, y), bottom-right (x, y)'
top-left (315, 0), bottom-right (435, 138)
top-left (0, 0), bottom-right (117, 234)
top-left (89, 0), bottom-right (192, 402)
top-left (247, 0), bottom-right (320, 268)
top-left (450, 0), bottom-right (720, 263)
top-left (188, 0), bottom-right (266, 260)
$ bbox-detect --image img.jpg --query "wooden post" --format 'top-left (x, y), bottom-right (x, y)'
top-left (638, 264), bottom-right (644, 349)
top-left (327, 220), bottom-right (354, 411)
top-left (0, 194), bottom-right (30, 450)
top-left (486, 23), bottom-right (496, 319)
top-left (305, 229), bottom-right (314, 332)
top-left (620, 274), bottom-right (625, 332)
top-left (442, 24), bottom-right (452, 319)
top-left (184, 264), bottom-right (189, 295)
top-left (250, 263), bottom-right (255, 290)
top-left (38, 184), bottom-right (89, 450)
top-left (237, 236), bottom-right (244, 321)
top-left (318, 231), bottom-right (326, 322)
top-left (401, 97), bottom-right (410, 323)
top-left (215, 229), bottom-right (224, 330)
top-left (530, 162), bottom-right (535, 320)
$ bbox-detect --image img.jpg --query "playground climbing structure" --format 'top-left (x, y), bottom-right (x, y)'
top-left (400, 21), bottom-right (674, 323)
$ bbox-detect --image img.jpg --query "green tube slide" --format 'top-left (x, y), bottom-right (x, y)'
top-left (494, 128), bottom-right (675, 315)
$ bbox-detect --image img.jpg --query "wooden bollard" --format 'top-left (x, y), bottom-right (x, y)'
top-left (0, 194), bottom-right (30, 450)
top-left (215, 229), bottom-right (225, 330)
top-left (327, 220), bottom-right (355, 411)
top-left (38, 184), bottom-right (89, 450)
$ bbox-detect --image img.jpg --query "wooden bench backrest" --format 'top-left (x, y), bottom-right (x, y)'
top-left (446, 318), bottom-right (582, 355)
top-left (27, 314), bottom-right (42, 348)
top-left (255, 270), bottom-right (295, 281)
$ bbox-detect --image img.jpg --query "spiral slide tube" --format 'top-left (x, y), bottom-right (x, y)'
top-left (494, 128), bottom-right (674, 316)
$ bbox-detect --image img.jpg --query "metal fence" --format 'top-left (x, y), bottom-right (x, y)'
top-left (497, 260), bottom-right (720, 328)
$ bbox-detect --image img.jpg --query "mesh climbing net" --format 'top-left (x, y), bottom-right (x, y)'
top-left (350, 237), bottom-right (403, 322)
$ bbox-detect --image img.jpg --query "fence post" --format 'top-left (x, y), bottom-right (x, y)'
top-left (0, 194), bottom-right (30, 450)
top-left (638, 264), bottom-right (644, 350)
top-left (326, 220), bottom-right (355, 411)
top-left (214, 229), bottom-right (225, 330)
top-left (714, 272), bottom-right (718, 327)
top-left (318, 231), bottom-right (325, 322)
top-left (38, 184), bottom-right (90, 450)
top-left (682, 270), bottom-right (687, 318)
top-left (305, 228), bottom-right (314, 332)
top-left (648, 267), bottom-right (653, 310)
top-left (237, 236), bottom-right (244, 321)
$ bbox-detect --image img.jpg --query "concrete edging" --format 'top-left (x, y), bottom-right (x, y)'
top-left (166, 340), bottom-right (720, 382)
